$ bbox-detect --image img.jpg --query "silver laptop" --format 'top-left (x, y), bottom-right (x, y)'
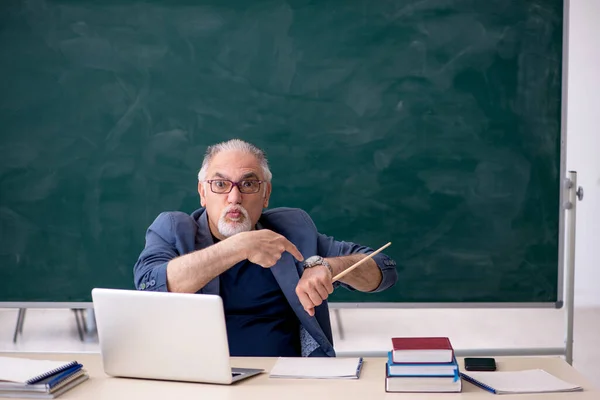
top-left (91, 288), bottom-right (263, 384)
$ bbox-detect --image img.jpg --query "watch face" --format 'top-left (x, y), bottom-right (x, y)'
top-left (304, 255), bottom-right (322, 266)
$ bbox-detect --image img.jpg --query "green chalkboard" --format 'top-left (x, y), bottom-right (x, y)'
top-left (0, 0), bottom-right (564, 304)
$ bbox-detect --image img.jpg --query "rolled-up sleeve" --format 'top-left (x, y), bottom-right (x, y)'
top-left (300, 211), bottom-right (398, 293)
top-left (133, 213), bottom-right (179, 292)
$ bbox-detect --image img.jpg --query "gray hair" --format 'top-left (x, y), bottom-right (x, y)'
top-left (197, 139), bottom-right (273, 182)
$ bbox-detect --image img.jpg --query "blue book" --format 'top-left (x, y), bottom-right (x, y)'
top-left (387, 352), bottom-right (458, 377)
top-left (386, 363), bottom-right (462, 393)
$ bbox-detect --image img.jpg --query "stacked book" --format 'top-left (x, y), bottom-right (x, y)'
top-left (385, 336), bottom-right (462, 393)
top-left (0, 356), bottom-right (88, 398)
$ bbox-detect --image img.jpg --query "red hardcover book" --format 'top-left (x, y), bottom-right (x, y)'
top-left (391, 337), bottom-right (454, 364)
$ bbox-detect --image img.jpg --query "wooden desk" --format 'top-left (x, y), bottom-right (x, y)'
top-left (2, 353), bottom-right (598, 399)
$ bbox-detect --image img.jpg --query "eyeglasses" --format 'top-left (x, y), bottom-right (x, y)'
top-left (205, 179), bottom-right (263, 194)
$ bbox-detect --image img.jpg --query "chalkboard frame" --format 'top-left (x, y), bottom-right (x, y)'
top-left (0, 0), bottom-right (570, 309)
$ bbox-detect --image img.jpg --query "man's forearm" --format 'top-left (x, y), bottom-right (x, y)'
top-left (166, 239), bottom-right (245, 293)
top-left (325, 254), bottom-right (383, 292)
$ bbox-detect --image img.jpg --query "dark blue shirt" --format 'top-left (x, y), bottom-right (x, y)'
top-left (219, 260), bottom-right (301, 357)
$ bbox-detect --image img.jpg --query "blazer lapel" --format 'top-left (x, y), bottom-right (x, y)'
top-left (254, 220), bottom-right (331, 349)
top-left (269, 252), bottom-right (332, 351)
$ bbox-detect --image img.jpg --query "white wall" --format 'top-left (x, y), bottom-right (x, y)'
top-left (567, 0), bottom-right (600, 307)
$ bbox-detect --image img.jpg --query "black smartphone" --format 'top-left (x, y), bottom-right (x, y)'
top-left (464, 357), bottom-right (496, 371)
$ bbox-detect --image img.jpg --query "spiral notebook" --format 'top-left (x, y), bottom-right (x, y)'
top-left (0, 357), bottom-right (80, 386)
top-left (460, 369), bottom-right (583, 394)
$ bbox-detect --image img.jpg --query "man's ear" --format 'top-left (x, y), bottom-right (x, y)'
top-left (263, 182), bottom-right (272, 208)
top-left (198, 181), bottom-right (206, 207)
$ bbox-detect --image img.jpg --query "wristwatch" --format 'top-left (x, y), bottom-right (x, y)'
top-left (303, 255), bottom-right (333, 275)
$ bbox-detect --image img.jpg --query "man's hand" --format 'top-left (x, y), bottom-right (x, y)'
top-left (295, 265), bottom-right (333, 317)
top-left (232, 229), bottom-right (304, 268)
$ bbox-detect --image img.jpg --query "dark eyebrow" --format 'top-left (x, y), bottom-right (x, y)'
top-left (211, 172), bottom-right (259, 181)
top-left (212, 172), bottom-right (230, 180)
top-left (241, 172), bottom-right (260, 180)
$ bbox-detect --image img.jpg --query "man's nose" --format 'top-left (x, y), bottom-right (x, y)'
top-left (227, 185), bottom-right (243, 203)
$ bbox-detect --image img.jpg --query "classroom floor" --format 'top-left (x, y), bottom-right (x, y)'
top-left (0, 306), bottom-right (598, 389)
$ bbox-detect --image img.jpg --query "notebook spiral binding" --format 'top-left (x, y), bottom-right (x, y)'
top-left (459, 372), bottom-right (496, 394)
top-left (25, 361), bottom-right (79, 385)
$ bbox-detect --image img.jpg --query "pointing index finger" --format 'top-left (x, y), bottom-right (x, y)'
top-left (284, 240), bottom-right (304, 262)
